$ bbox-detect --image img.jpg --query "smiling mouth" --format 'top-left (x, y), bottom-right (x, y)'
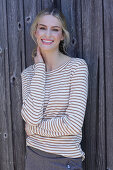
top-left (41, 39), bottom-right (54, 45)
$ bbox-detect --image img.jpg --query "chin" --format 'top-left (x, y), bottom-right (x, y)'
top-left (40, 45), bottom-right (58, 52)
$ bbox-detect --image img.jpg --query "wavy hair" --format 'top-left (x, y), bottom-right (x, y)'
top-left (30, 7), bottom-right (70, 58)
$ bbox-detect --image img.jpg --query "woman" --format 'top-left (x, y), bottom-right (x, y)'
top-left (21, 7), bottom-right (88, 170)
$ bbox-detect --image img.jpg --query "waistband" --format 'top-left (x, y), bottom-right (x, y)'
top-left (26, 146), bottom-right (82, 160)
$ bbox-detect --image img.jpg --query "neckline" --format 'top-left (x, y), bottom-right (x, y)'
top-left (45, 57), bottom-right (72, 75)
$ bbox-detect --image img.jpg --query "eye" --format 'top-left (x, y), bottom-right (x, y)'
top-left (39, 27), bottom-right (46, 30)
top-left (52, 29), bottom-right (59, 32)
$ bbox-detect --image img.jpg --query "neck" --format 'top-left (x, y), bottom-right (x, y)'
top-left (40, 48), bottom-right (63, 72)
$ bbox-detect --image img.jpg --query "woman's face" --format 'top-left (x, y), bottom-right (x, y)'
top-left (34, 15), bottom-right (64, 51)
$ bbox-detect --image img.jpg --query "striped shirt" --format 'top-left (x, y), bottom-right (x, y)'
top-left (21, 57), bottom-right (88, 161)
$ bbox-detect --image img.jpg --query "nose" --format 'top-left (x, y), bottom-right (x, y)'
top-left (45, 29), bottom-right (51, 37)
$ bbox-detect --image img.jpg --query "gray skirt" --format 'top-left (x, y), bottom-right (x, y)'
top-left (25, 146), bottom-right (83, 170)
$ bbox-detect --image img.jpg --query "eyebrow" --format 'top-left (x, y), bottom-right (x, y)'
top-left (38, 24), bottom-right (61, 28)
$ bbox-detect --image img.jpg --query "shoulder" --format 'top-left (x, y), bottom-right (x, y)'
top-left (21, 64), bottom-right (34, 78)
top-left (70, 57), bottom-right (89, 74)
top-left (71, 57), bottom-right (88, 67)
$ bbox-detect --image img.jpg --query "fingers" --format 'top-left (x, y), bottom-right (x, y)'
top-left (37, 46), bottom-right (41, 57)
top-left (34, 46), bottom-right (44, 63)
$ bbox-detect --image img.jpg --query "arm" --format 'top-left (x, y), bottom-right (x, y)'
top-left (28, 61), bottom-right (88, 137)
top-left (21, 63), bottom-right (46, 126)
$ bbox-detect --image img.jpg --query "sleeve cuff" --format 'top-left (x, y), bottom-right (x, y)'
top-left (33, 62), bottom-right (45, 71)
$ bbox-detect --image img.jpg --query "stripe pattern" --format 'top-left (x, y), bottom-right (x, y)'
top-left (21, 57), bottom-right (88, 160)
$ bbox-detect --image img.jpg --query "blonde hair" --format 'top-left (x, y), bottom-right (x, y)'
top-left (30, 7), bottom-right (70, 58)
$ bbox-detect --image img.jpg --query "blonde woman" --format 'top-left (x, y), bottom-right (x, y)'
top-left (21, 7), bottom-right (88, 170)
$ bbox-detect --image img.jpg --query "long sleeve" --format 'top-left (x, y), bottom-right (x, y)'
top-left (28, 61), bottom-right (88, 137)
top-left (21, 63), bottom-right (46, 126)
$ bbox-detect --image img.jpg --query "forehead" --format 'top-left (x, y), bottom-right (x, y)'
top-left (38, 15), bottom-right (62, 27)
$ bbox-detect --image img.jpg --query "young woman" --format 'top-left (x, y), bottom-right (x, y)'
top-left (21, 7), bottom-right (88, 170)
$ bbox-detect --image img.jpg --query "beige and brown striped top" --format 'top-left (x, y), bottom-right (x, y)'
top-left (21, 57), bottom-right (88, 161)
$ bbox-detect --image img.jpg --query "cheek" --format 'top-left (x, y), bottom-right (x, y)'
top-left (35, 30), bottom-right (43, 38)
top-left (53, 32), bottom-right (63, 40)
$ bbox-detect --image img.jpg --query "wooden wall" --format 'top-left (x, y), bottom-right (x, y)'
top-left (0, 0), bottom-right (113, 170)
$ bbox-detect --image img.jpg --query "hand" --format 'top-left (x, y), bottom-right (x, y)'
top-left (25, 123), bottom-right (34, 136)
top-left (34, 46), bottom-right (44, 64)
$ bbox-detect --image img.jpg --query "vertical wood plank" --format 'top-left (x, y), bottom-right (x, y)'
top-left (1, 1), bottom-right (113, 170)
top-left (103, 0), bottom-right (113, 169)
top-left (81, 0), bottom-right (106, 169)
top-left (61, 0), bottom-right (77, 57)
top-left (73, 0), bottom-right (83, 58)
top-left (0, 0), bottom-right (14, 170)
top-left (24, 0), bottom-right (42, 67)
top-left (41, 0), bottom-right (53, 9)
top-left (6, 0), bottom-right (26, 169)
top-left (53, 0), bottom-right (61, 9)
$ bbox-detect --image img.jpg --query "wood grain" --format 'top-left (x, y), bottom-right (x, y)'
top-left (103, 0), bottom-right (113, 169)
top-left (0, 0), bottom-right (113, 169)
top-left (81, 0), bottom-right (106, 169)
top-left (0, 0), bottom-right (14, 170)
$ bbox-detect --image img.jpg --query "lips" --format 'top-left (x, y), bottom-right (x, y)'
top-left (41, 39), bottom-right (54, 45)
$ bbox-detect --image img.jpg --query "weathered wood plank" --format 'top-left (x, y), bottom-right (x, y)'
top-left (53, 0), bottom-right (61, 9)
top-left (103, 0), bottom-right (113, 169)
top-left (23, 0), bottom-right (42, 67)
top-left (81, 0), bottom-right (106, 169)
top-left (6, 0), bottom-right (26, 169)
top-left (73, 0), bottom-right (83, 58)
top-left (0, 1), bottom-right (113, 170)
top-left (0, 0), bottom-right (14, 170)
top-left (61, 0), bottom-right (77, 57)
top-left (41, 0), bottom-right (53, 9)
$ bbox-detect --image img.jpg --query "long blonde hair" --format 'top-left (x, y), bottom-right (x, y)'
top-left (30, 7), bottom-right (70, 58)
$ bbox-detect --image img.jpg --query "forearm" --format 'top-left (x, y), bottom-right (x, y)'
top-left (21, 63), bottom-right (46, 126)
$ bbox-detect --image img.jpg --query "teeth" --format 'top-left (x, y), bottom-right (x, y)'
top-left (42, 40), bottom-right (53, 43)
